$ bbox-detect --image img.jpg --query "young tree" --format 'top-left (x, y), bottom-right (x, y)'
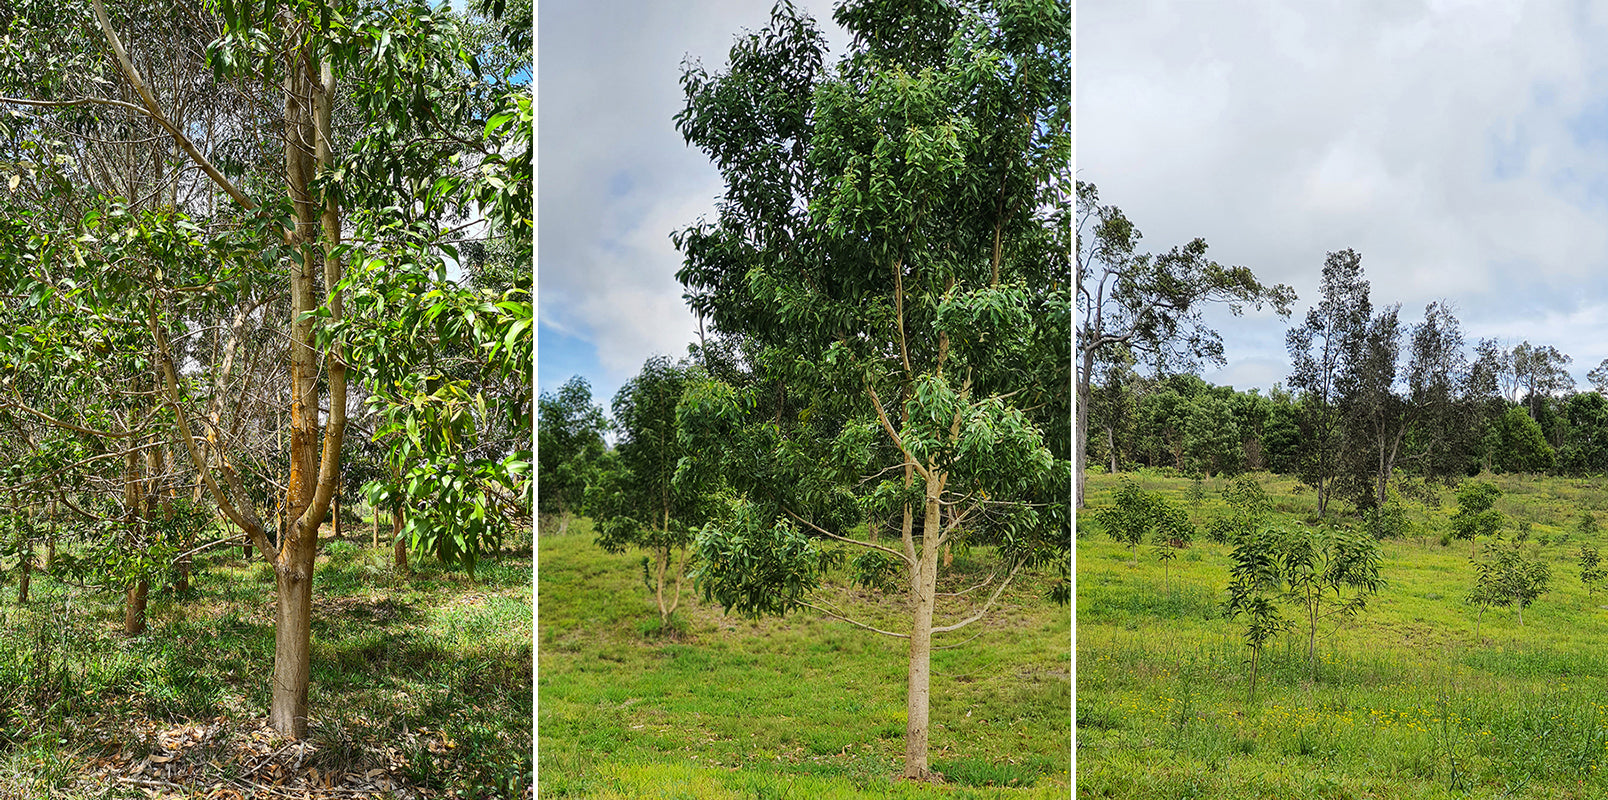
top-left (1094, 478), bottom-right (1191, 566)
top-left (1580, 543), bottom-right (1605, 596)
top-left (1225, 525), bottom-right (1288, 702)
top-left (589, 357), bottom-right (701, 627)
top-left (1078, 183), bottom-right (1293, 507)
top-left (1286, 249), bottom-right (1370, 517)
top-left (1277, 525), bottom-right (1384, 681)
top-left (673, 1), bottom-right (1069, 780)
top-left (1450, 481), bottom-right (1503, 555)
top-left (537, 376), bottom-right (607, 535)
top-left (1469, 538), bottom-right (1551, 629)
top-left (1206, 474), bottom-right (1275, 544)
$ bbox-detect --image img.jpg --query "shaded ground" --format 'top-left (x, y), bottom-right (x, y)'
top-left (0, 534), bottom-right (532, 799)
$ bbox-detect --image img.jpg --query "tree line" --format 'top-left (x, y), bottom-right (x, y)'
top-left (1080, 181), bottom-right (1608, 516)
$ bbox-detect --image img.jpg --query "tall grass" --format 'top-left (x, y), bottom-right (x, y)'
top-left (1080, 469), bottom-right (1608, 799)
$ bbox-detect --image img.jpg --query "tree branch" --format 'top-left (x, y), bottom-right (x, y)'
top-left (797, 601), bottom-right (909, 639)
top-left (931, 560), bottom-right (1024, 634)
top-left (89, 0), bottom-right (256, 210)
top-left (784, 510), bottom-right (914, 566)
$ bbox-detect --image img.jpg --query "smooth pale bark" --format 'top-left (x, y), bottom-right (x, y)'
top-left (1076, 347), bottom-right (1093, 509)
top-left (900, 490), bottom-right (943, 781)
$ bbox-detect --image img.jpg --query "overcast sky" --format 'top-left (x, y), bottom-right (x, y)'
top-left (537, 1), bottom-right (845, 410)
top-left (1081, 1), bottom-right (1608, 394)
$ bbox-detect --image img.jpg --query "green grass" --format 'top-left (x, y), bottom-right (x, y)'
top-left (1079, 469), bottom-right (1608, 799)
top-left (538, 517), bottom-right (1070, 798)
top-left (0, 526), bottom-right (532, 798)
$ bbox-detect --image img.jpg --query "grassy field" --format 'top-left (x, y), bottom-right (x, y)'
top-left (1078, 468), bottom-right (1608, 799)
top-left (0, 522), bottom-right (533, 799)
top-left (537, 517), bottom-right (1070, 799)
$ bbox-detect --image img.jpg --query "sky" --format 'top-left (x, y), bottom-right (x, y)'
top-left (1080, 1), bottom-right (1608, 395)
top-left (537, 0), bottom-right (846, 411)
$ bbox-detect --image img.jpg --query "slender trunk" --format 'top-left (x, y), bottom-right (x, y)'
top-left (667, 545), bottom-right (687, 619)
top-left (17, 556), bottom-right (29, 605)
top-left (1307, 605), bottom-right (1318, 681)
top-left (124, 429), bottom-right (147, 634)
top-left (124, 580), bottom-right (148, 635)
top-left (1076, 347), bottom-right (1092, 508)
top-left (269, 555), bottom-right (313, 736)
top-left (393, 504), bottom-right (408, 573)
top-left (901, 485), bottom-right (942, 781)
top-left (557, 511), bottom-right (570, 537)
top-left (1107, 424), bottom-right (1118, 473)
top-left (1248, 645), bottom-right (1260, 702)
top-left (372, 506), bottom-right (379, 549)
top-left (655, 544), bottom-right (669, 625)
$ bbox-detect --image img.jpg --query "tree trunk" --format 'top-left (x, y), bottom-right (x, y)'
top-left (372, 506), bottom-right (379, 549)
top-left (17, 555), bottom-right (29, 605)
top-left (124, 580), bottom-right (148, 635)
top-left (1107, 424), bottom-right (1118, 473)
top-left (269, 557), bottom-right (314, 737)
top-left (901, 487), bottom-right (943, 781)
top-left (655, 544), bottom-right (670, 625)
top-left (1076, 348), bottom-right (1092, 508)
top-left (393, 504), bottom-right (408, 574)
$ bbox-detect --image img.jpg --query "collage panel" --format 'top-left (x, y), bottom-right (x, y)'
top-left (0, 0), bottom-right (533, 796)
top-left (536, 1), bottom-right (1071, 796)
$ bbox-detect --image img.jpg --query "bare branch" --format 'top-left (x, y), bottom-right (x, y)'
top-left (785, 509), bottom-right (914, 566)
top-left (932, 560), bottom-right (1025, 634)
top-left (797, 601), bottom-right (909, 639)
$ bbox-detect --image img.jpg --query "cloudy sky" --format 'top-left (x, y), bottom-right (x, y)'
top-left (537, 1), bottom-right (846, 409)
top-left (1081, 1), bottom-right (1608, 394)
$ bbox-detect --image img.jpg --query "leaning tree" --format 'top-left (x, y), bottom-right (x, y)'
top-left (673, 0), bottom-right (1068, 781)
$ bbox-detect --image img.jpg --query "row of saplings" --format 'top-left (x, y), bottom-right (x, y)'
top-left (1094, 476), bottom-right (1608, 699)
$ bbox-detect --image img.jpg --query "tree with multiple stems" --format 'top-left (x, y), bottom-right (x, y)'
top-left (0, 0), bottom-right (529, 739)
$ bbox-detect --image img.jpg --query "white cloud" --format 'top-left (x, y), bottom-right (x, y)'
top-left (1082, 1), bottom-right (1608, 391)
top-left (539, 0), bottom-right (844, 386)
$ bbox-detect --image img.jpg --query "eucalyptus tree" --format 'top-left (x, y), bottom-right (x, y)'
top-left (674, 0), bottom-right (1069, 781)
top-left (0, 0), bottom-right (523, 738)
top-left (1287, 249), bottom-right (1370, 517)
top-left (1077, 182), bottom-right (1294, 507)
